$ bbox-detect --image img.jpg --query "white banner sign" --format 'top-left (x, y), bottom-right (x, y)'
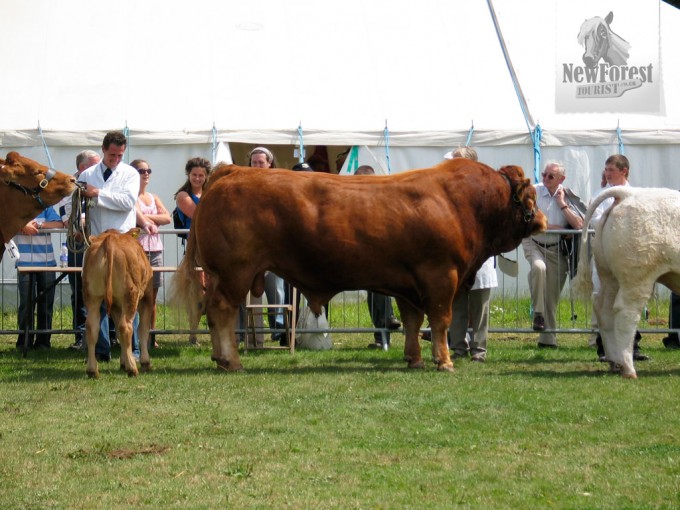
top-left (556, 1), bottom-right (660, 113)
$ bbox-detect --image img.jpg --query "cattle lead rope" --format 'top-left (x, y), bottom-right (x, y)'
top-left (66, 183), bottom-right (92, 253)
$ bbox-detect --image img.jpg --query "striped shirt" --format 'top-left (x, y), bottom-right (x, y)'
top-left (13, 208), bottom-right (61, 267)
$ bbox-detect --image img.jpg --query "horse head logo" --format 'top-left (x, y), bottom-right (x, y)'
top-left (577, 11), bottom-right (630, 68)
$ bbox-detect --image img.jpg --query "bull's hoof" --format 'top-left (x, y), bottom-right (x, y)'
top-left (407, 359), bottom-right (425, 369)
top-left (126, 369), bottom-right (139, 378)
top-left (215, 358), bottom-right (243, 372)
top-left (86, 370), bottom-right (99, 379)
top-left (436, 362), bottom-right (455, 372)
top-left (141, 362), bottom-right (152, 373)
top-left (621, 372), bottom-right (638, 380)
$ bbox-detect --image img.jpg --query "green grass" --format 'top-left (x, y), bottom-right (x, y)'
top-left (1, 330), bottom-right (680, 509)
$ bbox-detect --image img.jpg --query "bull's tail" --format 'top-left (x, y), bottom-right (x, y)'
top-left (571, 186), bottom-right (634, 299)
top-left (103, 237), bottom-right (115, 314)
top-left (168, 231), bottom-right (204, 318)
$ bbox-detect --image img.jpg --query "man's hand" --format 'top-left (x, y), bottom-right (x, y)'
top-left (83, 183), bottom-right (99, 198)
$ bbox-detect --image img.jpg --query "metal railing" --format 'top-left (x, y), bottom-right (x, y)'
top-left (1, 228), bottom-right (676, 342)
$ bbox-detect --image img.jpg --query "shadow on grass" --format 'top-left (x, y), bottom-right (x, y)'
top-left (3, 344), bottom-right (680, 381)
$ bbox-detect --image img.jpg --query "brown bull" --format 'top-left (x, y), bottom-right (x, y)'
top-left (171, 159), bottom-right (546, 372)
top-left (0, 152), bottom-right (75, 260)
top-left (82, 229), bottom-right (154, 378)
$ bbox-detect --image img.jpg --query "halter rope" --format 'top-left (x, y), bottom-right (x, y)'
top-left (66, 184), bottom-right (92, 252)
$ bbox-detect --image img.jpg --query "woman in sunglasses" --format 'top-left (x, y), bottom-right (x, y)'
top-left (132, 159), bottom-right (171, 348)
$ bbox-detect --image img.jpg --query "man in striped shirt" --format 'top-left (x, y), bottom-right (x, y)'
top-left (13, 207), bottom-right (63, 350)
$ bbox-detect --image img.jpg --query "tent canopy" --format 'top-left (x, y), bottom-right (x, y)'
top-left (1, 0), bottom-right (678, 147)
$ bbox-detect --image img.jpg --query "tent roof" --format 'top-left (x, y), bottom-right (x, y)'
top-left (0, 0), bottom-right (678, 147)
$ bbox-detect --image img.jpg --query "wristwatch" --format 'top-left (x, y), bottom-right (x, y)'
top-left (35, 220), bottom-right (44, 229)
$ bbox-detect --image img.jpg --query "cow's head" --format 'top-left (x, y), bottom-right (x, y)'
top-left (1, 151), bottom-right (76, 208)
top-left (498, 165), bottom-right (547, 242)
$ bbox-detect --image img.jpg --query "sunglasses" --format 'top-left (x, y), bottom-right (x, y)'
top-left (541, 172), bottom-right (556, 180)
top-left (137, 169), bottom-right (152, 175)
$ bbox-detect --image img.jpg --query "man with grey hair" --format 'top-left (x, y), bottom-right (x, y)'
top-left (57, 149), bottom-right (102, 350)
top-left (521, 161), bottom-right (583, 348)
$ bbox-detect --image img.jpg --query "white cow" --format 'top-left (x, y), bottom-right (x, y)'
top-left (572, 186), bottom-right (680, 379)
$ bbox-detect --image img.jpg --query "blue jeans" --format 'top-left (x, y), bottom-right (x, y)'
top-left (95, 301), bottom-right (140, 357)
top-left (16, 270), bottom-right (56, 348)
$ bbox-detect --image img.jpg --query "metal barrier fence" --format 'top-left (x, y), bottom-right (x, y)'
top-left (0, 228), bottom-right (675, 342)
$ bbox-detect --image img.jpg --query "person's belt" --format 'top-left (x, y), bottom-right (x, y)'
top-left (532, 238), bottom-right (560, 249)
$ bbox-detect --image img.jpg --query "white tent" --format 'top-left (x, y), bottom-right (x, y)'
top-left (1, 0), bottom-right (679, 197)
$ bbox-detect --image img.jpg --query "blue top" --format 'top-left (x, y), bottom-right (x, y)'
top-left (13, 207), bottom-right (61, 267)
top-left (177, 192), bottom-right (200, 230)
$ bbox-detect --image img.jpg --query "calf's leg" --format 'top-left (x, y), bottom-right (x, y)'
top-left (138, 286), bottom-right (154, 372)
top-left (116, 311), bottom-right (138, 377)
top-left (84, 298), bottom-right (102, 379)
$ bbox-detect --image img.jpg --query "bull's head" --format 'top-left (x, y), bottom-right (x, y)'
top-left (1, 151), bottom-right (75, 209)
top-left (498, 165), bottom-right (547, 241)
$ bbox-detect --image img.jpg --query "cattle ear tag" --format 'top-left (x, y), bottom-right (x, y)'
top-left (130, 228), bottom-right (141, 239)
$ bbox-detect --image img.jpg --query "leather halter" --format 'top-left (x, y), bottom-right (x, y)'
top-left (1, 165), bottom-right (57, 210)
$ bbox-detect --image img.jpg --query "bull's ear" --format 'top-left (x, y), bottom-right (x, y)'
top-left (605, 11), bottom-right (613, 24)
top-left (4, 152), bottom-right (21, 166)
top-left (498, 165), bottom-right (526, 181)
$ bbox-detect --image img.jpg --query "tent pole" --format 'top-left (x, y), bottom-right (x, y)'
top-left (297, 123), bottom-right (305, 164)
top-left (37, 122), bottom-right (55, 170)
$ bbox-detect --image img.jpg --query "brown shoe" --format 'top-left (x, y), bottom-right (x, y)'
top-left (386, 317), bottom-right (402, 330)
top-left (532, 314), bottom-right (545, 331)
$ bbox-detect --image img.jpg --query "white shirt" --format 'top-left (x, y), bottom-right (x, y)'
top-left (532, 182), bottom-right (569, 245)
top-left (590, 181), bottom-right (631, 228)
top-left (78, 162), bottom-right (140, 235)
top-left (471, 256), bottom-right (498, 290)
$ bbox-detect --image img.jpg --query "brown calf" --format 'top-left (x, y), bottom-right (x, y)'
top-left (82, 229), bottom-right (153, 378)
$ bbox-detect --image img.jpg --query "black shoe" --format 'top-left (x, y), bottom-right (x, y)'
top-left (663, 335), bottom-right (680, 349)
top-left (95, 353), bottom-right (111, 362)
top-left (69, 339), bottom-right (84, 351)
top-left (386, 317), bottom-right (402, 330)
top-left (633, 351), bottom-right (649, 361)
top-left (367, 342), bottom-right (382, 349)
top-left (598, 354), bottom-right (608, 363)
top-left (537, 342), bottom-right (557, 349)
top-left (33, 343), bottom-right (51, 350)
top-left (532, 314), bottom-right (545, 331)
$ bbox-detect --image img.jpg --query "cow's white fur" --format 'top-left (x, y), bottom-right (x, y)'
top-left (572, 187), bottom-right (680, 378)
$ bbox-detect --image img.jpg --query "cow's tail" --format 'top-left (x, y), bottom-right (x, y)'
top-left (168, 232), bottom-right (204, 317)
top-left (103, 236), bottom-right (115, 315)
top-left (571, 186), bottom-right (634, 299)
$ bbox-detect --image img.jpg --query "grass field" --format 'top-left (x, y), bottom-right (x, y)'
top-left (1, 326), bottom-right (680, 509)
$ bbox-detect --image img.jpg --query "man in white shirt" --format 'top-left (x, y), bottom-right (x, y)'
top-left (78, 131), bottom-right (156, 362)
top-left (589, 154), bottom-right (648, 362)
top-left (522, 161), bottom-right (584, 348)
